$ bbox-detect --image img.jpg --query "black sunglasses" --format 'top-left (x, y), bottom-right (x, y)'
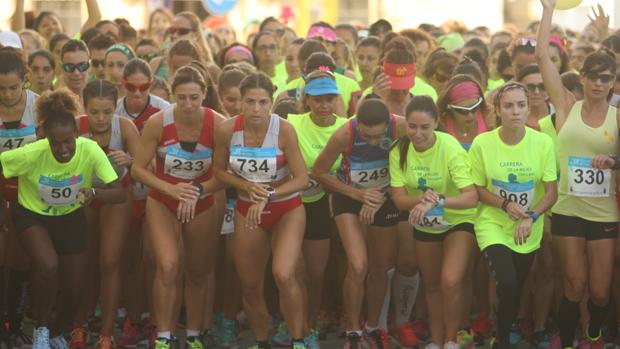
top-left (63, 61), bottom-right (90, 73)
top-left (584, 72), bottom-right (614, 84)
top-left (90, 59), bottom-right (104, 68)
top-left (526, 83), bottom-right (545, 92)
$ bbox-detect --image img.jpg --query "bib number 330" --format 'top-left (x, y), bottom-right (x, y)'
top-left (568, 156), bottom-right (611, 197)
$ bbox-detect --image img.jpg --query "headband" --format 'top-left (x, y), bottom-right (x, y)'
top-left (105, 43), bottom-right (135, 60)
top-left (449, 81), bottom-right (481, 104)
top-left (307, 26), bottom-right (337, 42)
top-left (224, 45), bottom-right (254, 64)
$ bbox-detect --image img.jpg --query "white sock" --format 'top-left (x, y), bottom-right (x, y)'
top-left (377, 268), bottom-right (395, 330)
top-left (157, 331), bottom-right (171, 339)
top-left (140, 312), bottom-right (150, 321)
top-left (186, 329), bottom-right (200, 337)
top-left (393, 272), bottom-right (420, 327)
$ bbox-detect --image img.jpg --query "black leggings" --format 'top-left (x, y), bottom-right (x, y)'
top-left (483, 244), bottom-right (537, 347)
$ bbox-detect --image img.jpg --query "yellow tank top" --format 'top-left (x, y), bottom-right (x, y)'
top-left (553, 101), bottom-right (619, 222)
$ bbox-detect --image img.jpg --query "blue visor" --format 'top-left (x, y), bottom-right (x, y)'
top-left (304, 77), bottom-right (341, 96)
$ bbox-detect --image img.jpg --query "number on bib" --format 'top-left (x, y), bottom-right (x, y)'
top-left (221, 199), bottom-right (235, 235)
top-left (164, 146), bottom-right (212, 180)
top-left (0, 126), bottom-right (37, 152)
top-left (38, 175), bottom-right (83, 206)
top-left (229, 146), bottom-right (277, 183)
top-left (492, 178), bottom-right (535, 209)
top-left (415, 207), bottom-right (452, 231)
top-left (568, 156), bottom-right (611, 197)
top-left (302, 175), bottom-right (324, 198)
top-left (350, 159), bottom-right (389, 189)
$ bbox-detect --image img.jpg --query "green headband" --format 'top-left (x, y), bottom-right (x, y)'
top-left (105, 43), bottom-right (135, 60)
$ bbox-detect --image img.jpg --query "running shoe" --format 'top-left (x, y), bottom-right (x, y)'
top-left (455, 329), bottom-right (475, 349)
top-left (508, 324), bottom-right (521, 346)
top-left (470, 312), bottom-right (491, 337)
top-left (270, 322), bottom-right (291, 347)
top-left (32, 327), bottom-right (51, 349)
top-left (292, 341), bottom-right (307, 349)
top-left (219, 318), bottom-right (238, 349)
top-left (487, 337), bottom-right (498, 349)
top-left (396, 321), bottom-right (420, 347)
top-left (116, 318), bottom-right (139, 348)
top-left (8, 328), bottom-right (33, 348)
top-left (422, 343), bottom-right (440, 349)
top-left (69, 326), bottom-right (88, 349)
top-left (586, 329), bottom-right (604, 349)
top-left (211, 313), bottom-right (223, 345)
top-left (518, 319), bottom-right (535, 340)
top-left (154, 338), bottom-right (171, 349)
top-left (50, 335), bottom-right (69, 349)
top-left (139, 318), bottom-right (156, 348)
top-left (411, 320), bottom-right (428, 341)
top-left (363, 328), bottom-right (389, 349)
top-left (529, 330), bottom-right (551, 348)
top-left (96, 335), bottom-right (114, 349)
top-left (343, 332), bottom-right (362, 349)
top-left (186, 336), bottom-right (205, 349)
top-left (443, 341), bottom-right (458, 349)
top-left (304, 329), bottom-right (320, 349)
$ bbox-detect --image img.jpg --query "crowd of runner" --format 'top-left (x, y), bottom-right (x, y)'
top-left (1, 0), bottom-right (620, 348)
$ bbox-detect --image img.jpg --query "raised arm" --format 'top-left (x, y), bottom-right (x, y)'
top-left (535, 0), bottom-right (575, 130)
top-left (11, 0), bottom-right (25, 32)
top-left (80, 0), bottom-right (102, 34)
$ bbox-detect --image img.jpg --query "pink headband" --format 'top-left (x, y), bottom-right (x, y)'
top-left (449, 81), bottom-right (481, 104)
top-left (224, 45), bottom-right (254, 64)
top-left (549, 34), bottom-right (566, 53)
top-left (307, 26), bottom-right (337, 42)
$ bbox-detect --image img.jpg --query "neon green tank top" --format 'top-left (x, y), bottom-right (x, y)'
top-left (553, 101), bottom-right (619, 222)
top-left (288, 112), bottom-right (348, 203)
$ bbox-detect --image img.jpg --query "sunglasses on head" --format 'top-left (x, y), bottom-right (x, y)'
top-left (138, 52), bottom-right (158, 62)
top-left (90, 59), bottom-right (104, 68)
top-left (123, 80), bottom-right (152, 93)
top-left (63, 61), bottom-right (90, 73)
top-left (584, 71), bottom-right (615, 84)
top-left (168, 27), bottom-right (192, 36)
top-left (514, 37), bottom-right (537, 48)
top-left (448, 97), bottom-right (484, 114)
top-left (526, 83), bottom-right (545, 92)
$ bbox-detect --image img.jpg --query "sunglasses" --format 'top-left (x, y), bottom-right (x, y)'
top-left (62, 61), bottom-right (90, 73)
top-left (526, 83), bottom-right (545, 92)
top-left (514, 37), bottom-right (537, 48)
top-left (168, 27), bottom-right (192, 36)
top-left (138, 52), bottom-right (158, 62)
top-left (91, 59), bottom-right (104, 68)
top-left (584, 72), bottom-right (614, 84)
top-left (123, 80), bottom-right (152, 93)
top-left (448, 97), bottom-right (484, 114)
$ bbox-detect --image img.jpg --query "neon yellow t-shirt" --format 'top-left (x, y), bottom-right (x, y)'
top-left (283, 74), bottom-right (361, 116)
top-left (469, 127), bottom-right (557, 253)
top-left (537, 114), bottom-right (557, 146)
top-left (389, 132), bottom-right (475, 233)
top-left (275, 59), bottom-right (288, 81)
top-left (0, 137), bottom-right (118, 216)
top-left (288, 112), bottom-right (348, 203)
top-left (486, 78), bottom-right (505, 94)
top-left (361, 76), bottom-right (438, 102)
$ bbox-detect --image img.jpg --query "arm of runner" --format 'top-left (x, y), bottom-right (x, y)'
top-left (80, 0), bottom-right (102, 34)
top-left (11, 0), bottom-right (25, 32)
top-left (195, 111), bottom-right (226, 195)
top-left (535, 0), bottom-right (575, 129)
top-left (444, 185), bottom-right (479, 209)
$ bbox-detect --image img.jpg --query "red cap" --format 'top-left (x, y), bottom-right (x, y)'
top-left (383, 63), bottom-right (416, 90)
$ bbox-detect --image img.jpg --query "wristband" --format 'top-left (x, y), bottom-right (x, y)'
top-left (526, 210), bottom-right (539, 222)
top-left (612, 155), bottom-right (620, 170)
top-left (266, 187), bottom-right (276, 201)
top-left (501, 199), bottom-right (509, 211)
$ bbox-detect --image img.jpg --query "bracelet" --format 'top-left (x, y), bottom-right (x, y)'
top-left (612, 155), bottom-right (620, 170)
top-left (526, 210), bottom-right (540, 222)
top-left (501, 199), bottom-right (508, 211)
top-left (91, 188), bottom-right (96, 199)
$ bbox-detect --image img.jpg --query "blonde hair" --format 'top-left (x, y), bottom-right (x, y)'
top-left (175, 12), bottom-right (214, 63)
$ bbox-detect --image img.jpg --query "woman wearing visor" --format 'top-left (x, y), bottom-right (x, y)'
top-left (288, 71), bottom-right (348, 348)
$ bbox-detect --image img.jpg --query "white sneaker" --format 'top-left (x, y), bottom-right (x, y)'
top-left (32, 327), bottom-right (51, 349)
top-left (443, 341), bottom-right (458, 349)
top-left (424, 343), bottom-right (441, 349)
top-left (50, 335), bottom-right (69, 349)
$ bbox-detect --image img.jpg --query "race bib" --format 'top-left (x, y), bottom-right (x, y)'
top-left (302, 175), bottom-right (324, 198)
top-left (350, 159), bottom-right (389, 189)
top-left (229, 146), bottom-right (277, 183)
top-left (0, 126), bottom-right (37, 152)
top-left (568, 156), bottom-right (611, 197)
top-left (221, 198), bottom-right (235, 235)
top-left (38, 175), bottom-right (83, 206)
top-left (164, 146), bottom-right (212, 180)
top-left (415, 207), bottom-right (452, 231)
top-left (492, 178), bottom-right (535, 209)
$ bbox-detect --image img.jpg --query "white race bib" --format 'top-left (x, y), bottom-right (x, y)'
top-left (350, 159), bottom-right (389, 189)
top-left (229, 146), bottom-right (277, 183)
top-left (221, 198), bottom-right (235, 235)
top-left (38, 175), bottom-right (83, 206)
top-left (492, 178), bottom-right (535, 209)
top-left (568, 156), bottom-right (611, 197)
top-left (415, 207), bottom-right (452, 231)
top-left (164, 146), bottom-right (212, 180)
top-left (0, 125), bottom-right (37, 152)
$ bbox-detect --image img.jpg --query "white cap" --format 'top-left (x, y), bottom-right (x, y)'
top-left (0, 31), bottom-right (23, 49)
